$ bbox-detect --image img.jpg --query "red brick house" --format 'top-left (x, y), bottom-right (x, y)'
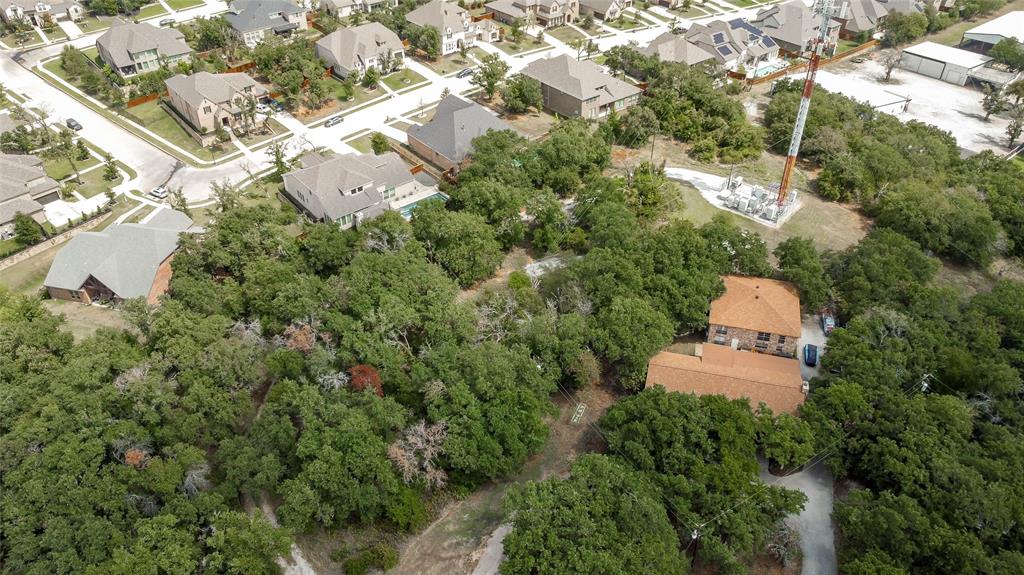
top-left (708, 275), bottom-right (801, 358)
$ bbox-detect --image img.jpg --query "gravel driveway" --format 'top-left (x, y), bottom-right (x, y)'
top-left (760, 460), bottom-right (837, 575)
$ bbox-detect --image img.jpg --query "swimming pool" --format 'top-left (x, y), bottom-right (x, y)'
top-left (752, 60), bottom-right (792, 78)
top-left (396, 191), bottom-right (449, 219)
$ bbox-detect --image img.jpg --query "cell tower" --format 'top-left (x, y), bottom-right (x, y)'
top-left (776, 0), bottom-right (845, 207)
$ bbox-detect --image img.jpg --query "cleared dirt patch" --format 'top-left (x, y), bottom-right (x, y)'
top-left (42, 299), bottom-right (129, 340)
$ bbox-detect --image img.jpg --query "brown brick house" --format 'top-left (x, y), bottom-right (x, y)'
top-left (708, 275), bottom-right (801, 358)
top-left (646, 344), bottom-right (805, 414)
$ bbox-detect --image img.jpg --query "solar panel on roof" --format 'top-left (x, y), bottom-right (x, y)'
top-left (713, 32), bottom-right (725, 43)
top-left (763, 37), bottom-right (776, 47)
top-left (717, 46), bottom-right (732, 56)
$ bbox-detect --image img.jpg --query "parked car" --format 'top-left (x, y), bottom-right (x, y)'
top-left (455, 67), bottom-right (474, 78)
top-left (66, 118), bottom-right (82, 131)
top-left (324, 116), bottom-right (344, 127)
top-left (803, 344), bottom-right (818, 367)
top-left (159, 18), bottom-right (176, 26)
top-left (821, 311), bottom-right (836, 335)
top-left (256, 103), bottom-right (271, 114)
top-left (269, 99), bottom-right (285, 112)
top-left (149, 186), bottom-right (168, 199)
top-left (852, 56), bottom-right (866, 63)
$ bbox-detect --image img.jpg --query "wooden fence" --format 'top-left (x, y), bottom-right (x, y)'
top-left (126, 91), bottom-right (162, 108)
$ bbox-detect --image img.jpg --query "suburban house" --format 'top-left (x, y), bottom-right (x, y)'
top-left (750, 0), bottom-right (840, 56)
top-left (164, 71), bottom-right (268, 146)
top-left (224, 0), bottom-right (309, 48)
top-left (406, 0), bottom-right (498, 56)
top-left (43, 209), bottom-right (196, 305)
top-left (708, 275), bottom-right (801, 358)
top-left (408, 95), bottom-right (515, 173)
top-left (834, 0), bottom-right (888, 40)
top-left (645, 344), bottom-right (806, 414)
top-left (877, 0), bottom-right (925, 15)
top-left (1, 0), bottom-right (82, 27)
top-left (96, 20), bottom-right (193, 79)
top-left (0, 152), bottom-right (59, 235)
top-left (684, 19), bottom-right (779, 74)
top-left (315, 23), bottom-right (404, 79)
top-left (320, 0), bottom-right (397, 17)
top-left (519, 54), bottom-right (641, 119)
top-left (641, 31), bottom-right (717, 67)
top-left (283, 151), bottom-right (437, 229)
top-left (960, 11), bottom-right (1024, 54)
top-left (578, 0), bottom-right (629, 21)
top-left (485, 0), bottom-right (580, 29)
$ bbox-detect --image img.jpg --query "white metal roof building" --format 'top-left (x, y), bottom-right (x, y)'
top-left (899, 41), bottom-right (993, 86)
top-left (961, 11), bottom-right (1024, 52)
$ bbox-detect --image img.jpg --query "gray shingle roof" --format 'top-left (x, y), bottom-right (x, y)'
top-left (520, 54), bottom-right (641, 107)
top-left (406, 0), bottom-right (467, 33)
top-left (96, 19), bottom-right (192, 69)
top-left (751, 0), bottom-right (839, 49)
top-left (165, 71), bottom-right (266, 109)
top-left (283, 152), bottom-right (415, 221)
top-left (407, 95), bottom-right (513, 166)
top-left (580, 0), bottom-right (619, 14)
top-left (0, 152), bottom-right (57, 204)
top-left (642, 31), bottom-right (717, 66)
top-left (684, 18), bottom-right (777, 63)
top-left (844, 0), bottom-right (889, 33)
top-left (484, 0), bottom-right (526, 18)
top-left (315, 23), bottom-right (403, 72)
top-left (43, 209), bottom-right (194, 299)
top-left (224, 0), bottom-right (306, 33)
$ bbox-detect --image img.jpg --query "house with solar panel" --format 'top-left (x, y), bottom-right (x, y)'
top-left (684, 18), bottom-right (780, 76)
top-left (750, 0), bottom-right (840, 56)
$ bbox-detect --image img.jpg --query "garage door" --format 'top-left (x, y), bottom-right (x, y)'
top-left (916, 58), bottom-right (945, 79)
top-left (943, 68), bottom-right (967, 85)
top-left (899, 52), bottom-right (924, 73)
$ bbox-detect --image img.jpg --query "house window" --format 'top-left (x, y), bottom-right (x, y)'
top-left (715, 326), bottom-right (727, 335)
top-left (383, 186), bottom-right (395, 199)
top-left (338, 214), bottom-right (354, 226)
top-left (204, 106), bottom-right (212, 113)
top-left (777, 335), bottom-right (786, 344)
top-left (756, 331), bottom-right (771, 342)
top-left (755, 342), bottom-right (768, 352)
top-left (714, 336), bottom-right (725, 345)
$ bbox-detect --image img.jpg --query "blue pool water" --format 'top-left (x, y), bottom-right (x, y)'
top-left (399, 192), bottom-right (449, 218)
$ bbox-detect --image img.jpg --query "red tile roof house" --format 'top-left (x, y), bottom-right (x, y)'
top-left (708, 275), bottom-right (802, 358)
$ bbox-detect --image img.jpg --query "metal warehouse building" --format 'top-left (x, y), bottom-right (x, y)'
top-left (960, 11), bottom-right (1024, 53)
top-left (899, 41), bottom-right (993, 86)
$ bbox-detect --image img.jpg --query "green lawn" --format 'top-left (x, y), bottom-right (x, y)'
top-left (548, 25), bottom-right (588, 44)
top-left (74, 14), bottom-right (117, 34)
top-left (73, 168), bottom-right (122, 198)
top-left (346, 132), bottom-right (375, 153)
top-left (1, 29), bottom-right (42, 48)
top-left (45, 154), bottom-right (101, 181)
top-left (383, 68), bottom-right (427, 91)
top-left (40, 26), bottom-right (68, 42)
top-left (135, 3), bottom-right (169, 20)
top-left (124, 100), bottom-right (228, 161)
top-left (239, 118), bottom-right (289, 147)
top-left (166, 0), bottom-right (205, 9)
top-left (836, 38), bottom-right (864, 54)
top-left (420, 53), bottom-right (476, 75)
top-left (494, 35), bottom-right (549, 55)
top-left (725, 0), bottom-right (758, 6)
top-left (671, 5), bottom-right (710, 18)
top-left (605, 14), bottom-right (647, 30)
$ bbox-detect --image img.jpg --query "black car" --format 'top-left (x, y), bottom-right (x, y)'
top-left (66, 118), bottom-right (83, 131)
top-left (455, 67), bottom-right (474, 78)
top-left (803, 344), bottom-right (818, 367)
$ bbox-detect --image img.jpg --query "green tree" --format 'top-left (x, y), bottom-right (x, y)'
top-left (502, 455), bottom-right (687, 575)
top-left (982, 83), bottom-right (1007, 121)
top-left (471, 53), bottom-right (510, 99)
top-left (103, 152), bottom-right (119, 181)
top-left (774, 236), bottom-right (831, 311)
top-left (370, 132), bottom-right (390, 154)
top-left (881, 12), bottom-right (928, 47)
top-left (12, 212), bottom-right (43, 244)
top-left (988, 38), bottom-right (1024, 71)
top-left (590, 296), bottom-right (674, 388)
top-left (498, 74), bottom-right (542, 114)
top-left (361, 66), bottom-right (380, 88)
top-left (411, 200), bottom-right (503, 287)
top-left (416, 25), bottom-right (441, 60)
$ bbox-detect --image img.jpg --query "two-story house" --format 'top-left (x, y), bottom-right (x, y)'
top-left (1, 0), bottom-right (82, 28)
top-left (315, 22), bottom-right (404, 79)
top-left (224, 0), bottom-right (309, 48)
top-left (320, 0), bottom-right (397, 17)
top-left (486, 0), bottom-right (579, 28)
top-left (519, 54), bottom-right (641, 119)
top-left (0, 152), bottom-right (59, 234)
top-left (406, 0), bottom-right (497, 56)
top-left (282, 151), bottom-right (434, 229)
top-left (750, 0), bottom-right (840, 56)
top-left (684, 18), bottom-right (780, 75)
top-left (707, 275), bottom-right (801, 358)
top-left (96, 20), bottom-right (193, 79)
top-left (164, 71), bottom-right (268, 146)
top-left (641, 31), bottom-right (717, 67)
top-left (578, 0), bottom-right (629, 21)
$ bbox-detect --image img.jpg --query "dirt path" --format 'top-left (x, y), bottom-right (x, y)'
top-left (241, 493), bottom-right (320, 575)
top-left (391, 383), bottom-right (615, 575)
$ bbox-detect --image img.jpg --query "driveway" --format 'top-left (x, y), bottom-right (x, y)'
top-left (759, 460), bottom-right (837, 575)
top-left (797, 314), bottom-right (826, 381)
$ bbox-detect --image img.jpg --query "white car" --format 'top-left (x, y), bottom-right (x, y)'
top-left (149, 186), bottom-right (168, 199)
top-left (256, 103), bottom-right (271, 114)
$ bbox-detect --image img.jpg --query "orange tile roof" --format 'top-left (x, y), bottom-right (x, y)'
top-left (645, 345), bottom-right (805, 414)
top-left (709, 275), bottom-right (801, 337)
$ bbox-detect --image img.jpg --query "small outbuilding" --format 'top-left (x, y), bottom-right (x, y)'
top-left (899, 41), bottom-right (992, 86)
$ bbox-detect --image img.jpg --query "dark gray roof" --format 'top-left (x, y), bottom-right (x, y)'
top-left (165, 71), bottom-right (266, 109)
top-left (224, 0), bottom-right (306, 33)
top-left (96, 19), bottom-right (191, 69)
top-left (43, 209), bottom-right (194, 299)
top-left (283, 152), bottom-right (415, 221)
top-left (407, 95), bottom-right (513, 165)
top-left (520, 54), bottom-right (641, 107)
top-left (0, 152), bottom-right (57, 204)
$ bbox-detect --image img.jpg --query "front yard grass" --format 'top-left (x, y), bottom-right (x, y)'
top-left (75, 14), bottom-right (117, 34)
top-left (548, 25), bottom-right (587, 43)
top-left (71, 168), bottom-right (122, 198)
top-left (346, 132), bottom-right (375, 153)
top-left (45, 154), bottom-right (101, 181)
top-left (420, 53), bottom-right (476, 75)
top-left (1, 29), bottom-right (42, 48)
top-left (124, 100), bottom-right (229, 162)
top-left (604, 14), bottom-right (648, 30)
top-left (135, 3), bottom-right (169, 20)
top-left (383, 68), bottom-right (427, 91)
top-left (836, 38), bottom-right (864, 54)
top-left (166, 0), bottom-right (205, 9)
top-left (41, 26), bottom-right (68, 42)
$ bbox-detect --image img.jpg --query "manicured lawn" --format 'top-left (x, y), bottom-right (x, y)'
top-left (44, 154), bottom-right (101, 180)
top-left (124, 100), bottom-right (228, 161)
top-left (301, 79), bottom-right (385, 123)
top-left (420, 53), bottom-right (476, 75)
top-left (548, 25), bottom-right (587, 44)
top-left (640, 8), bottom-right (672, 22)
top-left (836, 39), bottom-right (864, 54)
top-left (390, 120), bottom-right (413, 132)
top-left (75, 14), bottom-right (117, 34)
top-left (725, 0), bottom-right (758, 7)
top-left (1, 30), bottom-right (42, 48)
top-left (135, 3), bottom-right (169, 20)
top-left (72, 168), bottom-right (122, 198)
top-left (383, 68), bottom-right (427, 91)
top-left (346, 133), bottom-right (375, 153)
top-left (494, 35), bottom-right (549, 55)
top-left (166, 0), bottom-right (205, 9)
top-left (605, 14), bottom-right (647, 30)
top-left (671, 5), bottom-right (710, 18)
top-left (41, 26), bottom-right (68, 42)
